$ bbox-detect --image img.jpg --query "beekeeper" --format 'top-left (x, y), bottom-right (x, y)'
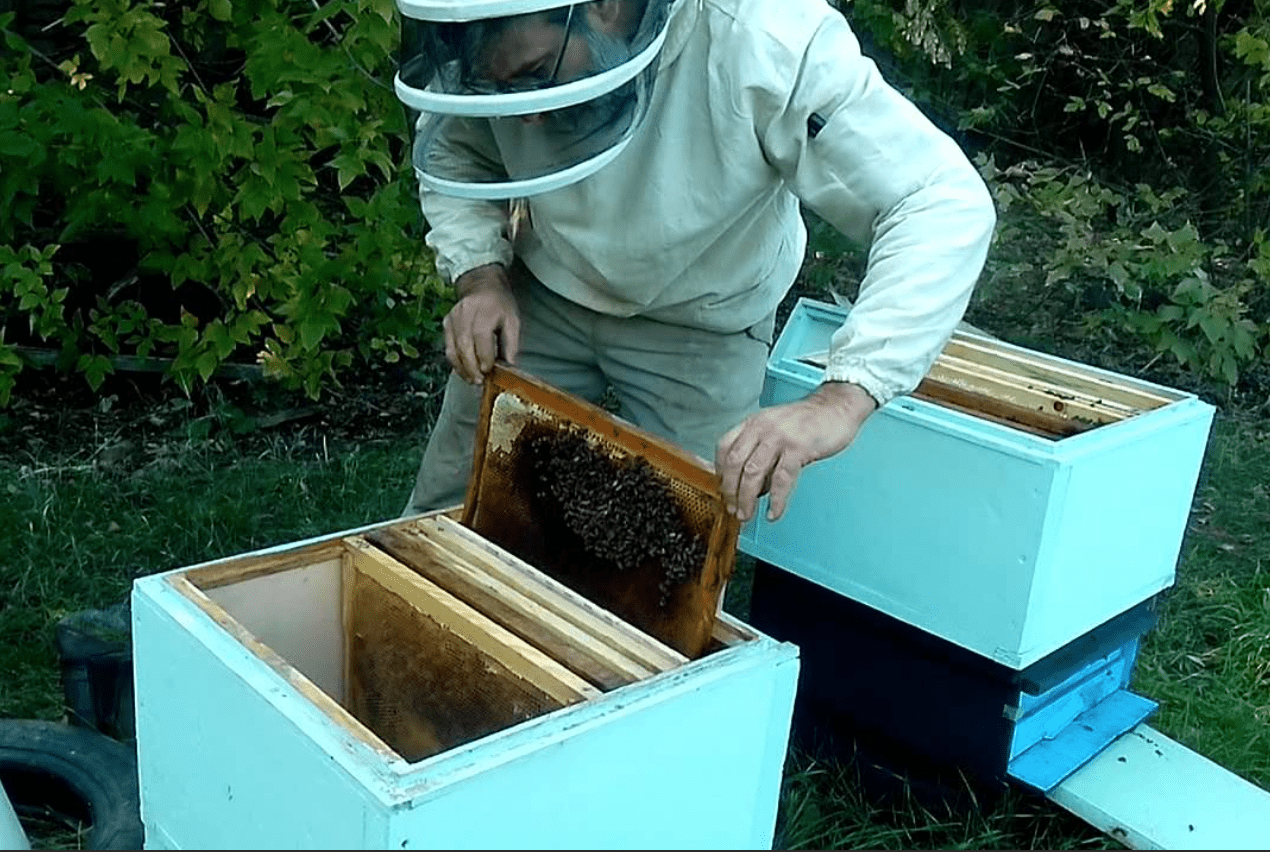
top-left (395, 0), bottom-right (996, 523)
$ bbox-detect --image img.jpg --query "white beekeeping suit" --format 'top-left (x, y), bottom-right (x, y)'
top-left (395, 0), bottom-right (996, 520)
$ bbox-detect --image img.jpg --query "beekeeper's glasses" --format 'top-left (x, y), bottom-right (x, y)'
top-left (461, 5), bottom-right (576, 95)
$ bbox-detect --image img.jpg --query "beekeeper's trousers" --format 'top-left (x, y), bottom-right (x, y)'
top-left (402, 262), bottom-right (776, 516)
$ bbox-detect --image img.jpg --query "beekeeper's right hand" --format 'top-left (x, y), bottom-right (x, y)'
top-left (443, 263), bottom-right (521, 384)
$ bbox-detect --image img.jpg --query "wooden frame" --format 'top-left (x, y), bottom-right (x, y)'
top-left (343, 538), bottom-right (598, 706)
top-left (460, 364), bottom-right (741, 659)
top-left (798, 330), bottom-right (1179, 440)
top-left (365, 515), bottom-right (686, 690)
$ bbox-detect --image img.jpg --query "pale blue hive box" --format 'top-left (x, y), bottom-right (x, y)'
top-left (740, 297), bottom-right (1216, 670)
top-left (132, 510), bottom-right (800, 850)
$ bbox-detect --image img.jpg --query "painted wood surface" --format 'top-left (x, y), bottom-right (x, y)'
top-left (202, 558), bottom-right (345, 700)
top-left (741, 298), bottom-right (1215, 669)
top-left (132, 528), bottom-right (801, 850)
top-left (1008, 689), bottom-right (1158, 793)
top-left (1007, 639), bottom-right (1138, 760)
top-left (1049, 724), bottom-right (1270, 849)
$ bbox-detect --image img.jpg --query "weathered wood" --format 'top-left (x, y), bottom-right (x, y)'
top-left (914, 376), bottom-right (1093, 438)
top-left (943, 337), bottom-right (1175, 410)
top-left (1049, 723), bottom-right (1270, 850)
top-left (408, 515), bottom-right (687, 672)
top-left (931, 354), bottom-right (1132, 422)
top-left (345, 539), bottom-right (599, 705)
top-left (184, 540), bottom-right (348, 590)
top-left (798, 330), bottom-right (1178, 434)
top-left (364, 524), bottom-right (655, 690)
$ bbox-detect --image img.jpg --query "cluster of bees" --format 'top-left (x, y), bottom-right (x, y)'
top-left (520, 426), bottom-right (707, 607)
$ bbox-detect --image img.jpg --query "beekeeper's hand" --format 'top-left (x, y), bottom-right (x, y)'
top-left (715, 381), bottom-right (877, 523)
top-left (444, 263), bottom-right (521, 384)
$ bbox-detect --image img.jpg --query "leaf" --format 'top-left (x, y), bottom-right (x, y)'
top-left (1198, 314), bottom-right (1224, 345)
top-left (196, 349), bottom-right (219, 381)
top-left (1235, 30), bottom-right (1270, 69)
top-left (1221, 354), bottom-right (1238, 387)
top-left (77, 353), bottom-right (113, 390)
top-left (0, 131), bottom-right (37, 158)
top-left (209, 0), bottom-right (233, 22)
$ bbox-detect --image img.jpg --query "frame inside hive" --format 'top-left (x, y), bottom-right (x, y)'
top-left (167, 509), bottom-right (751, 764)
top-left (798, 330), bottom-right (1183, 439)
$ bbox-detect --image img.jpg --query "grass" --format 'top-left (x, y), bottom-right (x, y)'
top-left (2, 213), bottom-right (1268, 849)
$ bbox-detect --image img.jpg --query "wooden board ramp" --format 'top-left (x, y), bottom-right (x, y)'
top-left (1048, 723), bottom-right (1270, 850)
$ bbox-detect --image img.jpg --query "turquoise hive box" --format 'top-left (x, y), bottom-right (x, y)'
top-left (740, 297), bottom-right (1216, 670)
top-left (132, 509), bottom-right (799, 850)
top-left (131, 368), bottom-right (803, 850)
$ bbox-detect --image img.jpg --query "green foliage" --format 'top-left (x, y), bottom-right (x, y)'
top-left (0, 1), bottom-right (448, 404)
top-left (834, 1), bottom-right (1270, 397)
top-left (980, 155), bottom-right (1268, 391)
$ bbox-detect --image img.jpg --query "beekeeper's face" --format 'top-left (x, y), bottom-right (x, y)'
top-left (474, 3), bottom-right (636, 95)
top-left (398, 0), bottom-right (668, 198)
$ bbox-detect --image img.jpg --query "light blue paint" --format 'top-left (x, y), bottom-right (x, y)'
top-left (133, 586), bottom-right (388, 850)
top-left (1009, 690), bottom-right (1159, 793)
top-left (1008, 639), bottom-right (1139, 760)
top-left (741, 298), bottom-right (1216, 669)
top-left (132, 560), bottom-right (800, 850)
top-left (1, 779), bottom-right (29, 851)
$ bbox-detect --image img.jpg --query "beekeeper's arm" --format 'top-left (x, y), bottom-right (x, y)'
top-left (418, 116), bottom-right (522, 384)
top-left (716, 12), bottom-right (997, 522)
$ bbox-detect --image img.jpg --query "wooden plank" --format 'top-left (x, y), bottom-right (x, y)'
top-left (1048, 723), bottom-right (1270, 850)
top-left (344, 554), bottom-right (569, 763)
top-left (713, 611), bottom-right (760, 647)
top-left (341, 550), bottom-right (356, 709)
top-left (184, 539), bottom-right (347, 590)
top-left (345, 539), bottom-right (599, 705)
top-left (910, 382), bottom-right (1066, 439)
top-left (933, 354), bottom-right (1136, 421)
top-left (1007, 690), bottom-right (1157, 792)
top-left (943, 336), bottom-right (1175, 410)
top-left (798, 333), bottom-right (1175, 419)
top-left (165, 574), bottom-right (398, 760)
top-left (362, 525), bottom-right (655, 690)
top-left (416, 515), bottom-right (688, 673)
top-left (914, 376), bottom-right (1093, 438)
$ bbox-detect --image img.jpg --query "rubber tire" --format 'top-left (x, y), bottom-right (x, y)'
top-left (0, 719), bottom-right (143, 850)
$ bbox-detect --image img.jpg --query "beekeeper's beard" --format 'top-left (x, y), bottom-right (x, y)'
top-left (544, 23), bottom-right (638, 140)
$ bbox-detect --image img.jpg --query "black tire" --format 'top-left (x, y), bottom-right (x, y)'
top-left (0, 719), bottom-right (142, 850)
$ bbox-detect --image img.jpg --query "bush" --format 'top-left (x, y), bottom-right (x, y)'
top-left (0, 0), bottom-right (450, 405)
top-left (842, 0), bottom-right (1270, 397)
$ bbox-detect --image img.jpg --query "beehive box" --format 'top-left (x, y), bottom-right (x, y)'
top-left (739, 298), bottom-right (1215, 669)
top-left (132, 508), bottom-right (800, 849)
top-left (750, 559), bottom-right (1160, 793)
